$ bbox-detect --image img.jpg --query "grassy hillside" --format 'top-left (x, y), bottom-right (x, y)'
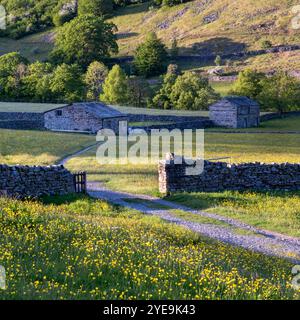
top-left (111, 0), bottom-right (300, 56)
top-left (0, 31), bottom-right (54, 62)
top-left (1, 0), bottom-right (300, 72)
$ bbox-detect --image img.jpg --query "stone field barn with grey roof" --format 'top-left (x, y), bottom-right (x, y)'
top-left (0, 102), bottom-right (128, 134)
top-left (44, 102), bottom-right (128, 134)
top-left (209, 96), bottom-right (260, 128)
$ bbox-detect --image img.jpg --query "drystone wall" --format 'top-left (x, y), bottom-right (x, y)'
top-left (130, 120), bottom-right (213, 132)
top-left (0, 165), bottom-right (75, 198)
top-left (159, 156), bottom-right (300, 193)
top-left (0, 112), bottom-right (45, 130)
top-left (127, 114), bottom-right (206, 123)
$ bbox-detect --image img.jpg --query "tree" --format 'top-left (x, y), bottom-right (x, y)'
top-left (259, 72), bottom-right (300, 114)
top-left (167, 63), bottom-right (180, 75)
top-left (151, 72), bottom-right (178, 109)
top-left (215, 55), bottom-right (222, 66)
top-left (128, 77), bottom-right (152, 108)
top-left (100, 65), bottom-right (130, 105)
top-left (52, 0), bottom-right (78, 27)
top-left (231, 69), bottom-right (266, 100)
top-left (78, 0), bottom-right (113, 17)
top-left (133, 32), bottom-right (168, 78)
top-left (151, 71), bottom-right (219, 110)
top-left (170, 38), bottom-right (179, 59)
top-left (85, 61), bottom-right (109, 101)
top-left (0, 52), bottom-right (28, 98)
top-left (50, 64), bottom-right (85, 102)
top-left (169, 72), bottom-right (220, 110)
top-left (261, 40), bottom-right (272, 50)
top-left (50, 15), bottom-right (118, 68)
top-left (23, 61), bottom-right (54, 102)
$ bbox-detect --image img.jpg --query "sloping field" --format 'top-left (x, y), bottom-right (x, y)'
top-left (110, 0), bottom-right (300, 56)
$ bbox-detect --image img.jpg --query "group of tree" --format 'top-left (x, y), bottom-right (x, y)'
top-left (0, 5), bottom-right (177, 105)
top-left (100, 65), bottom-right (153, 107)
top-left (231, 69), bottom-right (300, 114)
top-left (50, 15), bottom-right (118, 68)
top-left (0, 50), bottom-right (149, 106)
top-left (0, 52), bottom-right (111, 102)
top-left (133, 32), bottom-right (168, 78)
top-left (1, 0), bottom-right (165, 39)
top-left (149, 64), bottom-right (220, 110)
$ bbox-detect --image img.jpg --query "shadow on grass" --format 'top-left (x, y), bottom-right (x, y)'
top-left (116, 32), bottom-right (139, 39)
top-left (40, 193), bottom-right (90, 205)
top-left (167, 190), bottom-right (300, 210)
top-left (114, 2), bottom-right (150, 17)
top-left (181, 37), bottom-right (248, 56)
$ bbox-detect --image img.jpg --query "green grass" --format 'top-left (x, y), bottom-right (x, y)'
top-left (110, 1), bottom-right (300, 58)
top-left (0, 195), bottom-right (299, 300)
top-left (258, 115), bottom-right (300, 131)
top-left (123, 198), bottom-right (171, 210)
top-left (167, 209), bottom-right (264, 237)
top-left (210, 81), bottom-right (234, 97)
top-left (1, 0), bottom-right (300, 74)
top-left (0, 32), bottom-right (54, 62)
top-left (168, 191), bottom-right (300, 238)
top-left (129, 121), bottom-right (175, 127)
top-left (0, 102), bottom-right (68, 113)
top-left (66, 131), bottom-right (300, 194)
top-left (0, 129), bottom-right (95, 165)
top-left (65, 130), bottom-right (300, 236)
top-left (113, 105), bottom-right (210, 117)
top-left (208, 114), bottom-right (300, 132)
top-left (168, 209), bottom-right (230, 227)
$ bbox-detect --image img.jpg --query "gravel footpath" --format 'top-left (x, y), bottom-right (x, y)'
top-left (88, 182), bottom-right (300, 264)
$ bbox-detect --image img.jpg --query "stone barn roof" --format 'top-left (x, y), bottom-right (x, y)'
top-left (68, 102), bottom-right (128, 119)
top-left (0, 102), bottom-right (128, 119)
top-left (210, 96), bottom-right (259, 109)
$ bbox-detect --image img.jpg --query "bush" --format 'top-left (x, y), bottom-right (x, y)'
top-left (50, 15), bottom-right (118, 68)
top-left (100, 65), bottom-right (130, 104)
top-left (259, 72), bottom-right (300, 114)
top-left (50, 63), bottom-right (85, 102)
top-left (261, 40), bottom-right (272, 50)
top-left (85, 61), bottom-right (109, 101)
top-left (230, 69), bottom-right (266, 100)
top-left (152, 71), bottom-right (220, 110)
top-left (2, 0), bottom-right (60, 38)
top-left (52, 0), bottom-right (78, 26)
top-left (0, 52), bottom-right (29, 98)
top-left (133, 32), bottom-right (168, 78)
top-left (78, 0), bottom-right (114, 17)
top-left (215, 55), bottom-right (222, 66)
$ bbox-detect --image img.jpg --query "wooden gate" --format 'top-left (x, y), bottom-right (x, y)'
top-left (73, 172), bottom-right (87, 194)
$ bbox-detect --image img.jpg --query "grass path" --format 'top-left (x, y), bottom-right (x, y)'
top-left (58, 142), bottom-right (99, 166)
top-left (88, 182), bottom-right (300, 264)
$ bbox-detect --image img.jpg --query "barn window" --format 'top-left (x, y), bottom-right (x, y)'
top-left (56, 110), bottom-right (63, 116)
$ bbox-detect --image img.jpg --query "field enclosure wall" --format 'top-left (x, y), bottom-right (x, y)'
top-left (0, 165), bottom-right (75, 198)
top-left (159, 157), bottom-right (300, 194)
top-left (0, 112), bottom-right (45, 130)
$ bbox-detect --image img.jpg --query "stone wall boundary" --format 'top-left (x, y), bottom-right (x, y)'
top-left (159, 157), bottom-right (300, 194)
top-left (0, 164), bottom-right (75, 198)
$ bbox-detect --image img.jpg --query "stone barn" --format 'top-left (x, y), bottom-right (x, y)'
top-left (0, 102), bottom-right (128, 134)
top-left (209, 96), bottom-right (260, 128)
top-left (44, 102), bottom-right (128, 134)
